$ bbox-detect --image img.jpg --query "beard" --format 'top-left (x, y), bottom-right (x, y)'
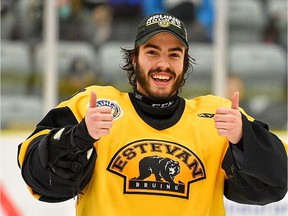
top-left (135, 62), bottom-right (185, 101)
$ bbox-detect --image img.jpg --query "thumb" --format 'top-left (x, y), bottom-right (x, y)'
top-left (231, 91), bottom-right (239, 110)
top-left (89, 91), bottom-right (97, 108)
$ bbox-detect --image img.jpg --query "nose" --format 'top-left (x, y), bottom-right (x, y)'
top-left (155, 55), bottom-right (171, 70)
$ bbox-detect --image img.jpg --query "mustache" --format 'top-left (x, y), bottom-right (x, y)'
top-left (148, 67), bottom-right (176, 77)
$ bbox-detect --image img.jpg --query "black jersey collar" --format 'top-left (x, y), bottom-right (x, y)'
top-left (133, 90), bottom-right (178, 109)
top-left (129, 91), bottom-right (185, 130)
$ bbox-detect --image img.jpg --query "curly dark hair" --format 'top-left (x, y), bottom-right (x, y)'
top-left (120, 45), bottom-right (195, 92)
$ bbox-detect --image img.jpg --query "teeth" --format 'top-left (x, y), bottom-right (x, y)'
top-left (153, 75), bottom-right (169, 80)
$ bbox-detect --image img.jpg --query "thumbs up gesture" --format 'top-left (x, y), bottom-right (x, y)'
top-left (85, 91), bottom-right (113, 140)
top-left (214, 92), bottom-right (243, 144)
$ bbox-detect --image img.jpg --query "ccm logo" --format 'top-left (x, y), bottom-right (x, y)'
top-left (198, 113), bottom-right (215, 118)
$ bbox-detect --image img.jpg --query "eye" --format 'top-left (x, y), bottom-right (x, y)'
top-left (170, 53), bottom-right (180, 57)
top-left (146, 49), bottom-right (158, 55)
top-left (170, 52), bottom-right (182, 58)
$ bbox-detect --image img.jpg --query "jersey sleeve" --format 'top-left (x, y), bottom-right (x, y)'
top-left (222, 115), bottom-right (287, 205)
top-left (17, 90), bottom-right (97, 202)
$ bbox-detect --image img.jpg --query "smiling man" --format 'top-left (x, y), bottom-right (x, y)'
top-left (18, 13), bottom-right (287, 216)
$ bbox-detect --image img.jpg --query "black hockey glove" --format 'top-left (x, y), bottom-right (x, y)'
top-left (38, 119), bottom-right (97, 180)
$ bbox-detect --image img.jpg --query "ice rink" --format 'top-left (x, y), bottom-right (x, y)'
top-left (1, 131), bottom-right (287, 216)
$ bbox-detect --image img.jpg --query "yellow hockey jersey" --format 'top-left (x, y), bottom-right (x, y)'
top-left (64, 86), bottom-right (241, 215)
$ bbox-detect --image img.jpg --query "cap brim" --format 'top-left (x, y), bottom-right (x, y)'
top-left (136, 29), bottom-right (188, 49)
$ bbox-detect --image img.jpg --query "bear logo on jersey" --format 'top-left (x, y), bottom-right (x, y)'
top-left (134, 156), bottom-right (180, 185)
top-left (107, 139), bottom-right (206, 199)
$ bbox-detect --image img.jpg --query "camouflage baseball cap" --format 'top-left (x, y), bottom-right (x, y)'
top-left (135, 13), bottom-right (189, 49)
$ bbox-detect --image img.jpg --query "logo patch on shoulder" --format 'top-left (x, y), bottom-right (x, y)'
top-left (96, 99), bottom-right (123, 120)
top-left (107, 139), bottom-right (206, 199)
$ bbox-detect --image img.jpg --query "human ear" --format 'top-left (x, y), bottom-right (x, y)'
top-left (132, 55), bottom-right (137, 69)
